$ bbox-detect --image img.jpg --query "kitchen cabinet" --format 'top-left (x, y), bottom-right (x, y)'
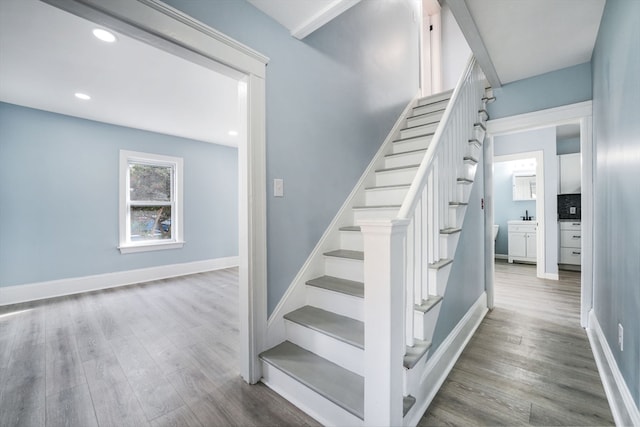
top-left (559, 221), bottom-right (581, 265)
top-left (559, 153), bottom-right (581, 194)
top-left (508, 221), bottom-right (537, 264)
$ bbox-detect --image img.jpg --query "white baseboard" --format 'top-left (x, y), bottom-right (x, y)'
top-left (494, 253), bottom-right (508, 260)
top-left (0, 256), bottom-right (239, 306)
top-left (587, 311), bottom-right (640, 427)
top-left (405, 292), bottom-right (489, 426)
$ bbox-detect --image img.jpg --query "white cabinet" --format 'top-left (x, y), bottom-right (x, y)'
top-left (559, 221), bottom-right (581, 265)
top-left (508, 221), bottom-right (537, 263)
top-left (559, 153), bottom-right (581, 194)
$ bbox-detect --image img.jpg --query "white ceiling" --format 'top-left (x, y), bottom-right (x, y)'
top-left (462, 0), bottom-right (606, 85)
top-left (0, 0), bottom-right (242, 147)
top-left (248, 0), bottom-right (361, 39)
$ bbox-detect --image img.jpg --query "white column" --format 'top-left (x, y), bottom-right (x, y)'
top-left (358, 219), bottom-right (409, 426)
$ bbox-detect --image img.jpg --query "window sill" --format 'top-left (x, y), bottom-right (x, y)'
top-left (118, 241), bottom-right (185, 254)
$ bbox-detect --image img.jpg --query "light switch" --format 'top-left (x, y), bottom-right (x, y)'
top-left (274, 178), bottom-right (284, 197)
top-left (570, 206), bottom-right (577, 214)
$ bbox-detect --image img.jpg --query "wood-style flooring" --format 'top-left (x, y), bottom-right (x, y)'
top-left (0, 269), bottom-right (320, 427)
top-left (419, 260), bottom-right (615, 426)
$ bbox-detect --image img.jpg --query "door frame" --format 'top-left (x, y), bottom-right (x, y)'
top-left (485, 101), bottom-right (593, 327)
top-left (42, 0), bottom-right (269, 381)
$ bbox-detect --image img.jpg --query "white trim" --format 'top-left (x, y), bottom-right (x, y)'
top-left (291, 0), bottom-right (362, 39)
top-left (494, 253), bottom-right (508, 260)
top-left (487, 101), bottom-right (592, 135)
top-left (41, 0), bottom-right (268, 384)
top-left (118, 150), bottom-right (184, 253)
top-left (0, 257), bottom-right (239, 306)
top-left (587, 311), bottom-right (640, 427)
top-left (405, 292), bottom-right (489, 426)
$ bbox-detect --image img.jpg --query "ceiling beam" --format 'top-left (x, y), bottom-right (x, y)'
top-left (292, 0), bottom-right (361, 39)
top-left (446, 0), bottom-right (501, 88)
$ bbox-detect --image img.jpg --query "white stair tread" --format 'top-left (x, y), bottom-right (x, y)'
top-left (393, 133), bottom-right (435, 144)
top-left (324, 249), bottom-right (364, 261)
top-left (364, 184), bottom-right (411, 191)
top-left (352, 204), bottom-right (401, 210)
top-left (306, 275), bottom-right (364, 298)
top-left (417, 89), bottom-right (453, 105)
top-left (260, 341), bottom-right (365, 419)
top-left (375, 164), bottom-right (420, 173)
top-left (285, 305), bottom-right (364, 349)
top-left (414, 295), bottom-right (443, 313)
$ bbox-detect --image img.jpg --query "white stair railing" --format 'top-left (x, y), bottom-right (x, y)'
top-left (359, 56), bottom-right (487, 426)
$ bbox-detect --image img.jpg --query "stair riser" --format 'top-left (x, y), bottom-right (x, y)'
top-left (384, 151), bottom-right (426, 169)
top-left (353, 207), bottom-right (401, 222)
top-left (457, 182), bottom-right (472, 202)
top-left (340, 230), bottom-right (363, 252)
top-left (429, 263), bottom-right (452, 296)
top-left (261, 362), bottom-right (364, 427)
top-left (284, 320), bottom-right (364, 376)
top-left (404, 348), bottom-right (431, 402)
top-left (474, 125), bottom-right (486, 142)
top-left (375, 168), bottom-right (417, 187)
top-left (417, 91), bottom-right (451, 106)
top-left (399, 122), bottom-right (438, 140)
top-left (448, 205), bottom-right (467, 228)
top-left (466, 142), bottom-right (481, 159)
top-left (440, 233), bottom-right (461, 260)
top-left (406, 111), bottom-right (444, 128)
top-left (364, 187), bottom-right (409, 206)
top-left (463, 162), bottom-right (477, 181)
top-left (413, 303), bottom-right (442, 344)
top-left (306, 286), bottom-right (364, 322)
top-left (392, 136), bottom-right (432, 154)
top-left (412, 100), bottom-right (448, 116)
top-left (324, 256), bottom-right (363, 283)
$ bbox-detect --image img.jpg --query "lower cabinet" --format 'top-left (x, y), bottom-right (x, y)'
top-left (508, 221), bottom-right (537, 263)
top-left (559, 221), bottom-right (581, 265)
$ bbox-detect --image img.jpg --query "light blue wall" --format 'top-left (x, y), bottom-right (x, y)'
top-left (0, 102), bottom-right (238, 287)
top-left (557, 137), bottom-right (580, 155)
top-left (493, 161), bottom-right (536, 255)
top-left (430, 151), bottom-right (485, 353)
top-left (592, 0), bottom-right (640, 408)
top-left (494, 127), bottom-right (558, 276)
top-left (488, 62), bottom-right (592, 120)
top-left (163, 0), bottom-right (420, 315)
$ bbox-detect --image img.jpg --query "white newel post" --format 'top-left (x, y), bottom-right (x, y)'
top-left (358, 219), bottom-right (409, 427)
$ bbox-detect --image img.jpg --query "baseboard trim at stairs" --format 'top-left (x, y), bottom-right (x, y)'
top-left (265, 92), bottom-right (422, 348)
top-left (587, 311), bottom-right (640, 427)
top-left (404, 292), bottom-right (489, 426)
top-left (0, 257), bottom-right (239, 306)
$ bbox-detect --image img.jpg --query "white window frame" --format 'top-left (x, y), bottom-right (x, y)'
top-left (119, 150), bottom-right (184, 254)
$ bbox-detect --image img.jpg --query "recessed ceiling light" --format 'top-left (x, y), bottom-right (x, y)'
top-left (93, 28), bottom-right (117, 43)
top-left (228, 130), bottom-right (239, 136)
top-left (75, 92), bottom-right (91, 100)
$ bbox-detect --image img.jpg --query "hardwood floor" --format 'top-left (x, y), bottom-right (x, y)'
top-left (0, 269), bottom-right (320, 427)
top-left (418, 260), bottom-right (614, 426)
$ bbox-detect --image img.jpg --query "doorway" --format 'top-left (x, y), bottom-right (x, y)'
top-left (41, 0), bottom-right (269, 382)
top-left (484, 101), bottom-right (593, 327)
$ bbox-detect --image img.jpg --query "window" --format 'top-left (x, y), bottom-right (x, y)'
top-left (119, 150), bottom-right (184, 253)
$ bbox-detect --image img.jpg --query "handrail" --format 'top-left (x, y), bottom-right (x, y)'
top-left (397, 55), bottom-right (477, 219)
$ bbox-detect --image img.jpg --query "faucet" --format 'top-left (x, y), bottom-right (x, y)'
top-left (521, 210), bottom-right (533, 221)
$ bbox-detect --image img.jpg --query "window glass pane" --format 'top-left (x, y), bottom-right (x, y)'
top-left (129, 163), bottom-right (172, 201)
top-left (130, 206), bottom-right (172, 241)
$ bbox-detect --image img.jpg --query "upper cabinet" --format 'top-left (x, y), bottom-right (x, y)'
top-left (559, 153), bottom-right (581, 194)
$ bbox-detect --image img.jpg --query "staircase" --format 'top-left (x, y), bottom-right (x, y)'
top-left (260, 57), bottom-right (489, 426)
